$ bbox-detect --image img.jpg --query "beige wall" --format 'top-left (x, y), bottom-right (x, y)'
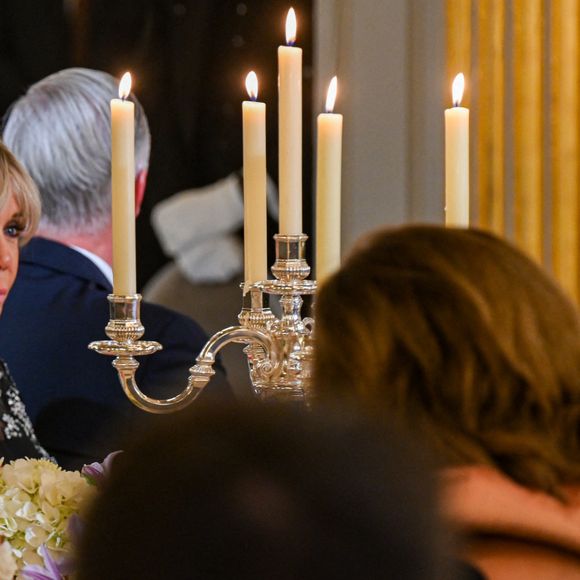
top-left (314, 0), bottom-right (446, 252)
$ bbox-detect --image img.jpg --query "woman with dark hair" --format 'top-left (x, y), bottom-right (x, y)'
top-left (314, 225), bottom-right (580, 579)
top-left (0, 140), bottom-right (49, 460)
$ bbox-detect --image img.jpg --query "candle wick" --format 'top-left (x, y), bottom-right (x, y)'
top-left (287, 40), bottom-right (296, 47)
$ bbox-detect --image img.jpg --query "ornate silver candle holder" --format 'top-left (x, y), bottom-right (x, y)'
top-left (89, 234), bottom-right (317, 413)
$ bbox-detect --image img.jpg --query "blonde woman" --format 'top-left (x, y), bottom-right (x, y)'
top-left (0, 141), bottom-right (49, 460)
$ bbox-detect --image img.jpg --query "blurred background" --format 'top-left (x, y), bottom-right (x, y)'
top-left (1, 0), bottom-right (579, 329)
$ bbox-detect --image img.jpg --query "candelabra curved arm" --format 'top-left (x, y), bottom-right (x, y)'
top-left (89, 295), bottom-right (277, 414)
top-left (189, 325), bottom-right (276, 392)
top-left (113, 355), bottom-right (200, 414)
top-left (116, 325), bottom-right (275, 413)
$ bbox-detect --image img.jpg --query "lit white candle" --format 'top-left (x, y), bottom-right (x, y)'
top-left (242, 71), bottom-right (268, 284)
top-left (445, 73), bottom-right (470, 227)
top-left (278, 7), bottom-right (302, 234)
top-left (316, 77), bottom-right (343, 284)
top-left (110, 72), bottom-right (136, 295)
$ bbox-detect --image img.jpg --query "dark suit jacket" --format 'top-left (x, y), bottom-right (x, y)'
top-left (0, 237), bottom-right (232, 469)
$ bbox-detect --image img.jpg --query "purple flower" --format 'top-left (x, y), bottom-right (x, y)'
top-left (81, 450), bottom-right (122, 487)
top-left (21, 545), bottom-right (72, 580)
top-left (66, 513), bottom-right (84, 548)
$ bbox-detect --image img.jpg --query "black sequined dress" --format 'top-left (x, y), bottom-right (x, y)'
top-left (0, 360), bottom-right (50, 461)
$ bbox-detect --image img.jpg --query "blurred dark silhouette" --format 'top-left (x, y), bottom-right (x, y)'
top-left (76, 404), bottom-right (456, 580)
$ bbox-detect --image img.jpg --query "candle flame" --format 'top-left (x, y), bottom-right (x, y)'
top-left (245, 71), bottom-right (259, 101)
top-left (286, 8), bottom-right (297, 45)
top-left (325, 76), bottom-right (338, 113)
top-left (452, 73), bottom-right (465, 107)
top-left (119, 72), bottom-right (132, 100)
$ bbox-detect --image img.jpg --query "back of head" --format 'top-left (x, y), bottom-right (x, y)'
top-left (77, 405), bottom-right (448, 580)
top-left (314, 225), bottom-right (580, 497)
top-left (2, 68), bottom-right (150, 234)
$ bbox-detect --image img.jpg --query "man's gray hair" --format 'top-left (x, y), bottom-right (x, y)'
top-left (2, 68), bottom-right (150, 233)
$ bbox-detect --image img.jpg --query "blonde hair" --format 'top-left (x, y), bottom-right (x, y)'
top-left (0, 140), bottom-right (41, 244)
top-left (314, 225), bottom-right (580, 499)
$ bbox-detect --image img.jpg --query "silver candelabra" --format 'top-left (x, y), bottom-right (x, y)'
top-left (89, 234), bottom-right (317, 413)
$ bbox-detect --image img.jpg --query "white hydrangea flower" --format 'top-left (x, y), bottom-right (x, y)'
top-left (0, 458), bottom-right (97, 576)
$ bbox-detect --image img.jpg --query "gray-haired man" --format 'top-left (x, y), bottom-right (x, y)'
top-left (0, 68), bottom-right (232, 469)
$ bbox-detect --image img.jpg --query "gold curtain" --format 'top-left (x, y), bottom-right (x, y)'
top-left (446, 0), bottom-right (580, 300)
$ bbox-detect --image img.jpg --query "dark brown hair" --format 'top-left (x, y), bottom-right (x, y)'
top-left (314, 225), bottom-right (580, 498)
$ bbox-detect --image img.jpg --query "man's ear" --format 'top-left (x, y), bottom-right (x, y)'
top-left (135, 169), bottom-right (148, 216)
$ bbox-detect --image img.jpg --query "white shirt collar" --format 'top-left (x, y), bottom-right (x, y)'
top-left (70, 245), bottom-right (114, 286)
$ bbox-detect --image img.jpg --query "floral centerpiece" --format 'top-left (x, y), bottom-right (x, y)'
top-left (0, 455), bottom-right (115, 579)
